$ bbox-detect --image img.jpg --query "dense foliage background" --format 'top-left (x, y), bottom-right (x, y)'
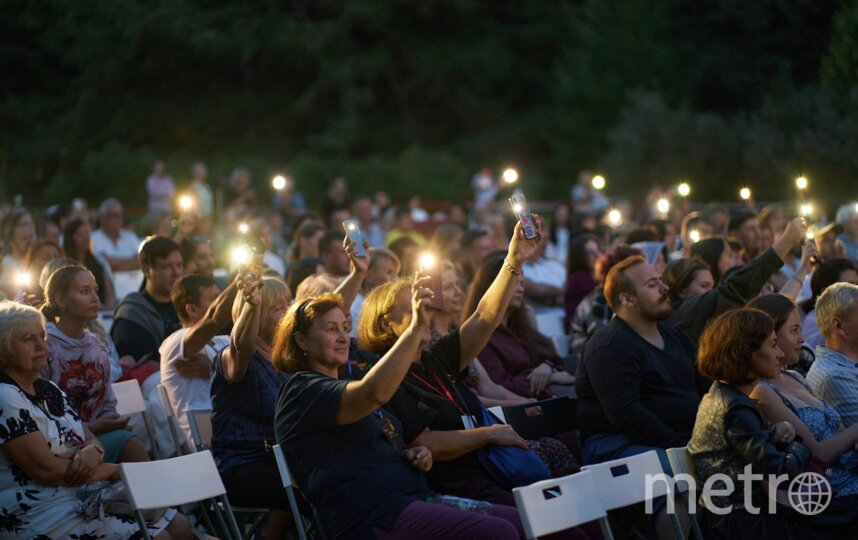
top-left (3, 0), bottom-right (858, 210)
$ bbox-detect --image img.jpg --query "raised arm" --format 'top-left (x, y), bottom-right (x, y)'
top-left (459, 219), bottom-right (545, 371)
top-left (334, 237), bottom-right (370, 313)
top-left (335, 278), bottom-right (433, 425)
top-left (779, 241), bottom-right (816, 301)
top-left (220, 275), bottom-right (262, 383)
top-left (183, 276), bottom-right (240, 356)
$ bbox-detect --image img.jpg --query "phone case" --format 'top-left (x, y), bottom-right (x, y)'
top-left (342, 220), bottom-right (368, 257)
top-left (510, 193), bottom-right (538, 240)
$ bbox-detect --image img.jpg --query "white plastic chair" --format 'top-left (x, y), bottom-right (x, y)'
top-left (551, 335), bottom-right (570, 357)
top-left (188, 408), bottom-right (213, 451)
top-left (581, 450), bottom-right (684, 539)
top-left (156, 384), bottom-right (185, 457)
top-left (274, 444), bottom-right (316, 540)
top-left (513, 469), bottom-right (614, 539)
top-left (535, 312), bottom-right (565, 337)
top-left (118, 450), bottom-right (242, 540)
top-left (487, 406), bottom-right (507, 423)
top-left (666, 447), bottom-right (703, 540)
top-left (112, 380), bottom-right (159, 459)
top-left (187, 407), bottom-right (268, 534)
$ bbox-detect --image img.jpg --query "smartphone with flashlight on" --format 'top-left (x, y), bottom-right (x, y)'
top-left (342, 220), bottom-right (368, 257)
top-left (509, 192), bottom-right (538, 240)
top-left (232, 244), bottom-right (261, 282)
top-left (418, 252), bottom-right (444, 311)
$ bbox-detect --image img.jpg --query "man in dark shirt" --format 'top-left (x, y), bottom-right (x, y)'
top-left (576, 255), bottom-right (705, 536)
top-left (111, 236), bottom-right (183, 367)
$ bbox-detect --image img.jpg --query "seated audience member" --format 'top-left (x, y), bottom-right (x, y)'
top-left (288, 221), bottom-right (326, 262)
top-left (670, 217), bottom-right (806, 342)
top-left (388, 235), bottom-right (421, 277)
top-left (690, 308), bottom-right (855, 539)
top-left (546, 202), bottom-right (573, 265)
top-left (678, 212), bottom-right (713, 256)
top-left (522, 240), bottom-right (566, 315)
top-left (564, 233), bottom-right (601, 327)
top-left (749, 294), bottom-right (858, 497)
top-left (807, 283), bottom-right (858, 427)
top-left (837, 203), bottom-right (858, 263)
top-left (359, 222), bottom-right (545, 506)
top-left (353, 196), bottom-right (387, 248)
top-left (662, 258), bottom-right (714, 302)
top-left (210, 274), bottom-right (292, 538)
top-left (385, 205), bottom-right (427, 248)
top-left (41, 265), bottom-right (148, 463)
top-left (0, 208), bottom-right (36, 297)
top-left (349, 248), bottom-right (400, 334)
top-left (569, 245), bottom-right (641, 360)
top-left (111, 236), bottom-right (183, 382)
top-left (0, 301), bottom-right (192, 539)
top-left (690, 236), bottom-right (741, 285)
top-left (91, 198), bottom-right (143, 298)
top-left (63, 218), bottom-right (117, 309)
top-left (428, 223), bottom-right (464, 257)
top-left (461, 228), bottom-right (497, 282)
top-left (160, 274), bottom-right (238, 445)
top-left (23, 239), bottom-right (63, 283)
top-left (179, 236), bottom-right (215, 277)
top-left (800, 258), bottom-right (858, 350)
top-left (728, 210), bottom-right (763, 262)
top-left (272, 289), bottom-right (539, 540)
top-left (466, 254), bottom-right (575, 399)
top-left (285, 257), bottom-right (326, 297)
top-left (319, 230), bottom-right (352, 279)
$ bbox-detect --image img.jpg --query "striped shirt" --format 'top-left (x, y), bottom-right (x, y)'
top-left (807, 346), bottom-right (858, 427)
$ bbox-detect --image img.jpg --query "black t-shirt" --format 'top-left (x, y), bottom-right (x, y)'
top-left (384, 330), bottom-right (493, 491)
top-left (275, 371), bottom-right (431, 540)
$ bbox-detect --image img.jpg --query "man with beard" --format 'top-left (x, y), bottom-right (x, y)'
top-left (576, 256), bottom-right (709, 462)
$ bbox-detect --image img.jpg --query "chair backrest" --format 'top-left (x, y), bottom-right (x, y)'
top-left (535, 312), bottom-right (565, 337)
top-left (502, 397), bottom-right (576, 440)
top-left (156, 384), bottom-right (173, 415)
top-left (118, 450), bottom-right (226, 509)
top-left (188, 408), bottom-right (213, 450)
top-left (273, 444), bottom-right (296, 488)
top-left (666, 446), bottom-right (695, 494)
top-left (513, 470), bottom-right (608, 539)
top-left (112, 380), bottom-right (148, 416)
top-left (551, 335), bottom-right (570, 357)
top-left (581, 450), bottom-right (672, 510)
top-left (487, 406), bottom-right (507, 423)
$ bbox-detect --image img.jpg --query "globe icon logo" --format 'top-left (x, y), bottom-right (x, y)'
top-left (787, 472), bottom-right (832, 516)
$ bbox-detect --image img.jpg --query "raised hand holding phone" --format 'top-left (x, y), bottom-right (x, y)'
top-left (509, 192), bottom-right (538, 240)
top-left (418, 252), bottom-right (444, 311)
top-left (342, 220), bottom-right (368, 258)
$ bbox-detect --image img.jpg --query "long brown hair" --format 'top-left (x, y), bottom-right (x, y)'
top-left (462, 254), bottom-right (561, 363)
top-left (41, 265), bottom-right (90, 321)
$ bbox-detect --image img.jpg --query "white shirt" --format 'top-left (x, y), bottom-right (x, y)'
top-left (92, 228), bottom-right (141, 260)
top-left (523, 257), bottom-right (566, 289)
top-left (159, 327), bottom-right (229, 443)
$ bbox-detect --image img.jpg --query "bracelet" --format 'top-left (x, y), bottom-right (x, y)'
top-left (504, 259), bottom-right (522, 276)
top-left (789, 275), bottom-right (805, 286)
top-left (84, 444), bottom-right (105, 460)
top-left (542, 359), bottom-right (555, 370)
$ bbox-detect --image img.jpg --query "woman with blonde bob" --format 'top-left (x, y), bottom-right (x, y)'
top-left (273, 281), bottom-right (526, 539)
top-left (210, 274), bottom-right (292, 539)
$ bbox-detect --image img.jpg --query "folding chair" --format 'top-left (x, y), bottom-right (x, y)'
top-left (581, 450), bottom-right (685, 539)
top-left (666, 447), bottom-right (704, 540)
top-left (156, 383), bottom-right (185, 457)
top-left (501, 397), bottom-right (577, 440)
top-left (535, 312), bottom-right (565, 338)
top-left (112, 380), bottom-right (160, 459)
top-left (274, 444), bottom-right (319, 540)
top-left (513, 469), bottom-right (614, 539)
top-left (187, 408), bottom-right (268, 535)
top-left (188, 408), bottom-right (213, 451)
top-left (487, 406), bottom-right (507, 423)
top-left (551, 335), bottom-right (570, 357)
top-left (118, 450), bottom-right (243, 540)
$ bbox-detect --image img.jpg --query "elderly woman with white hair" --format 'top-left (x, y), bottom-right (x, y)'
top-left (0, 301), bottom-right (191, 539)
top-left (807, 282), bottom-right (858, 427)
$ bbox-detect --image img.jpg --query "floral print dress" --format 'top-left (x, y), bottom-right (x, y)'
top-left (0, 380), bottom-right (175, 539)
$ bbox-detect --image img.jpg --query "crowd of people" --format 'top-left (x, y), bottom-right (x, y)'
top-left (3, 161), bottom-right (858, 539)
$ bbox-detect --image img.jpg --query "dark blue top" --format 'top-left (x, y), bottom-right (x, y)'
top-left (211, 349), bottom-right (290, 473)
top-left (275, 371), bottom-right (431, 539)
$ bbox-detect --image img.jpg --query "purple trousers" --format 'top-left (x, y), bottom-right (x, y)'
top-left (373, 500), bottom-right (598, 540)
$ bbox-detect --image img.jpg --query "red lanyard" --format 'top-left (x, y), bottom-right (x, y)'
top-left (409, 369), bottom-right (464, 414)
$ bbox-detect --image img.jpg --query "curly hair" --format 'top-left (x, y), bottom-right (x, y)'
top-left (272, 292), bottom-right (344, 373)
top-left (697, 308), bottom-right (774, 386)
